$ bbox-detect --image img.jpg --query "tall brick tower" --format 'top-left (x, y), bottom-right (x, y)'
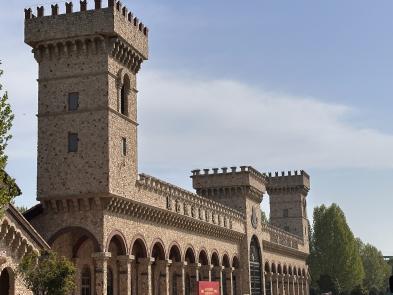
top-left (24, 0), bottom-right (148, 201)
top-left (267, 171), bottom-right (310, 240)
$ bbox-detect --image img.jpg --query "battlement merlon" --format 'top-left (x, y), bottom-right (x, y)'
top-left (267, 170), bottom-right (310, 195)
top-left (191, 166), bottom-right (268, 194)
top-left (24, 0), bottom-right (149, 59)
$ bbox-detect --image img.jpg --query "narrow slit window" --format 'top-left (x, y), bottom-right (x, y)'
top-left (68, 92), bottom-right (79, 111)
top-left (122, 137), bottom-right (127, 156)
top-left (120, 85), bottom-right (126, 115)
top-left (68, 132), bottom-right (78, 152)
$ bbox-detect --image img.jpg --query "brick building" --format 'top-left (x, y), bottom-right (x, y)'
top-left (1, 1), bottom-right (311, 294)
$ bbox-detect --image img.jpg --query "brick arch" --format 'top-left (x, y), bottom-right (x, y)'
top-left (151, 238), bottom-right (166, 260)
top-left (297, 267), bottom-right (302, 276)
top-left (168, 241), bottom-right (182, 262)
top-left (198, 248), bottom-right (210, 265)
top-left (288, 265), bottom-right (293, 275)
top-left (277, 263), bottom-right (283, 274)
top-left (283, 264), bottom-right (288, 274)
top-left (211, 250), bottom-right (220, 266)
top-left (232, 255), bottom-right (240, 269)
top-left (105, 230), bottom-right (128, 255)
top-left (48, 226), bottom-right (101, 253)
top-left (184, 245), bottom-right (196, 264)
top-left (264, 261), bottom-right (271, 273)
top-left (0, 267), bottom-right (15, 295)
top-left (222, 253), bottom-right (230, 268)
top-left (271, 262), bottom-right (277, 273)
top-left (117, 68), bottom-right (132, 86)
top-left (130, 234), bottom-right (148, 258)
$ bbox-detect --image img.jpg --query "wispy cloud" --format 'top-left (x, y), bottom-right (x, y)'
top-left (138, 70), bottom-right (393, 174)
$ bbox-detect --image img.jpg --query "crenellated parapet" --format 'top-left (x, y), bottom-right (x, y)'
top-left (191, 166), bottom-right (268, 203)
top-left (137, 173), bottom-right (245, 231)
top-left (24, 0), bottom-right (149, 60)
top-left (267, 170), bottom-right (310, 195)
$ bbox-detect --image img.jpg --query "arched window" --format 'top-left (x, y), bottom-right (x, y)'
top-left (0, 268), bottom-right (10, 295)
top-left (107, 267), bottom-right (114, 295)
top-left (120, 85), bottom-right (126, 115)
top-left (250, 236), bottom-right (263, 295)
top-left (81, 266), bottom-right (91, 295)
top-left (120, 74), bottom-right (130, 116)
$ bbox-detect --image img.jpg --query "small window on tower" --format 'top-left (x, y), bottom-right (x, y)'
top-left (283, 209), bottom-right (289, 218)
top-left (68, 132), bottom-right (78, 152)
top-left (122, 137), bottom-right (127, 156)
top-left (68, 92), bottom-right (79, 111)
top-left (120, 85), bottom-right (126, 115)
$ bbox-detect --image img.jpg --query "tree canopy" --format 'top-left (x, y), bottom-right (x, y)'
top-left (309, 203), bottom-right (364, 294)
top-left (18, 251), bottom-right (76, 295)
top-left (260, 209), bottom-right (268, 223)
top-left (0, 61), bottom-right (17, 215)
top-left (357, 240), bottom-right (390, 294)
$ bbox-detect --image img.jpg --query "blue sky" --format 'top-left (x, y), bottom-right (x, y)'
top-left (1, 0), bottom-right (392, 255)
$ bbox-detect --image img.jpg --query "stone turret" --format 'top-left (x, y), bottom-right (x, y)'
top-left (267, 170), bottom-right (310, 241)
top-left (191, 166), bottom-right (268, 212)
top-left (25, 0), bottom-right (149, 201)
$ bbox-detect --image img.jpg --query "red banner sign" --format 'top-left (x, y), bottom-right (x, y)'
top-left (198, 281), bottom-right (220, 295)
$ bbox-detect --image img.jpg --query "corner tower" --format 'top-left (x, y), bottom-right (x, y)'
top-left (24, 0), bottom-right (148, 201)
top-left (267, 170), bottom-right (310, 240)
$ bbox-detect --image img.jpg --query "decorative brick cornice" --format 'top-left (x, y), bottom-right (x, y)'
top-left (106, 196), bottom-right (245, 242)
top-left (31, 34), bottom-right (145, 74)
top-left (109, 36), bottom-right (145, 73)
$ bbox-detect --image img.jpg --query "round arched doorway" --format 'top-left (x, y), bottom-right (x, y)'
top-left (250, 236), bottom-right (263, 295)
top-left (0, 268), bottom-right (12, 295)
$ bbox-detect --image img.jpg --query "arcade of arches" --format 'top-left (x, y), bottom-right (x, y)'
top-left (46, 227), bottom-right (309, 295)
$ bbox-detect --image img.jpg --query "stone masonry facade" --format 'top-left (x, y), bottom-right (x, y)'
top-left (2, 1), bottom-right (311, 294)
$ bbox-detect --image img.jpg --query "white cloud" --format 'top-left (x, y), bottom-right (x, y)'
top-left (137, 70), bottom-right (393, 173)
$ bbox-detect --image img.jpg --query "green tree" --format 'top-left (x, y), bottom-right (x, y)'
top-left (0, 61), bottom-right (16, 214)
top-left (15, 205), bottom-right (28, 213)
top-left (18, 251), bottom-right (76, 295)
top-left (260, 209), bottom-right (268, 223)
top-left (309, 204), bottom-right (364, 294)
top-left (388, 258), bottom-right (393, 275)
top-left (358, 240), bottom-right (390, 294)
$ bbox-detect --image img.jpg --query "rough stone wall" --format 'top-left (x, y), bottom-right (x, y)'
top-left (28, 203), bottom-right (105, 247)
top-left (0, 207), bottom-right (49, 295)
top-left (0, 255), bottom-right (32, 295)
top-left (36, 43), bottom-right (110, 199)
top-left (107, 59), bottom-right (139, 195)
top-left (269, 192), bottom-right (309, 240)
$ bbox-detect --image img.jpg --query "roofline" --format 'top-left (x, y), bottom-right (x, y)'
top-left (6, 203), bottom-right (50, 250)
